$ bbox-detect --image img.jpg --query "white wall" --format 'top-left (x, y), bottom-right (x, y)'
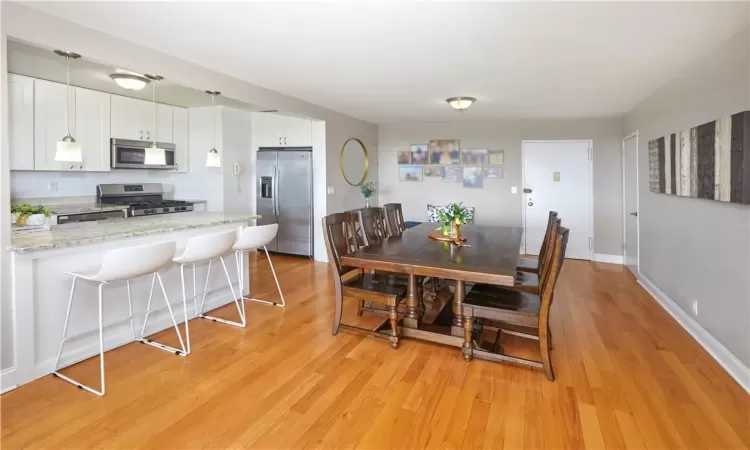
top-left (378, 118), bottom-right (624, 256)
top-left (1, 5), bottom-right (14, 376)
top-left (624, 27), bottom-right (750, 367)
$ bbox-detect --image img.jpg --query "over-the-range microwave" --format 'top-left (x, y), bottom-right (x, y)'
top-left (111, 138), bottom-right (177, 170)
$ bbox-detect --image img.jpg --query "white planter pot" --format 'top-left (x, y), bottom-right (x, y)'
top-left (24, 214), bottom-right (48, 226)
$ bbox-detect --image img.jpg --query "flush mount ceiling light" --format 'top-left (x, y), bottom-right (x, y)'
top-left (54, 50), bottom-right (83, 163)
top-left (144, 74), bottom-right (166, 166)
top-left (446, 97), bottom-right (477, 111)
top-left (109, 73), bottom-right (151, 91)
top-left (206, 90), bottom-right (222, 168)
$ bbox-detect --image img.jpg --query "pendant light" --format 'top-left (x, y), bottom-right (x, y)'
top-left (54, 50), bottom-right (83, 163)
top-left (144, 75), bottom-right (166, 166)
top-left (205, 90), bottom-right (221, 168)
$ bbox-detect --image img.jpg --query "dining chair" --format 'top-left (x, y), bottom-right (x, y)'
top-left (383, 203), bottom-right (405, 237)
top-left (359, 207), bottom-right (389, 245)
top-left (510, 218), bottom-right (561, 294)
top-left (461, 226), bottom-right (569, 381)
top-left (322, 212), bottom-right (405, 348)
top-left (517, 211), bottom-right (559, 274)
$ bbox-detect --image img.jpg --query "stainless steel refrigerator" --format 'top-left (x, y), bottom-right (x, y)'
top-left (257, 147), bottom-right (314, 257)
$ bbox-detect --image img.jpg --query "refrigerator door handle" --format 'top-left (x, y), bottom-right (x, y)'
top-left (271, 165), bottom-right (277, 215)
top-left (275, 167), bottom-right (281, 215)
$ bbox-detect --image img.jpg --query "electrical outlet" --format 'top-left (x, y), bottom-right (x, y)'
top-left (327, 186), bottom-right (335, 195)
top-left (692, 300), bottom-right (698, 316)
top-left (48, 182), bottom-right (58, 193)
top-left (511, 186), bottom-right (518, 194)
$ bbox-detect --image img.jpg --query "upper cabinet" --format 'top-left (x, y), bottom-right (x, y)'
top-left (111, 95), bottom-right (177, 143)
top-left (173, 106), bottom-right (188, 172)
top-left (75, 87), bottom-right (111, 172)
top-left (252, 113), bottom-right (312, 148)
top-left (34, 80), bottom-right (111, 172)
top-left (8, 74), bottom-right (34, 171)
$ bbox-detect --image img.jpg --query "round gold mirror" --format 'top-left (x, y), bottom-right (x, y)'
top-left (340, 138), bottom-right (369, 186)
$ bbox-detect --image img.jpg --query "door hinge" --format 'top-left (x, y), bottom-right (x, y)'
top-left (588, 147), bottom-right (593, 161)
top-left (589, 237), bottom-right (593, 250)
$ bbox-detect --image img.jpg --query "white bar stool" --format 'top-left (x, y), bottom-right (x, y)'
top-left (53, 241), bottom-right (181, 396)
top-left (235, 224), bottom-right (286, 308)
top-left (173, 230), bottom-right (244, 341)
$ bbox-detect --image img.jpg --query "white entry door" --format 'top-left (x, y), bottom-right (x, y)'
top-left (523, 140), bottom-right (593, 260)
top-left (623, 133), bottom-right (639, 275)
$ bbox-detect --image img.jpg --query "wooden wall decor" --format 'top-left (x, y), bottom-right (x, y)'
top-left (648, 111), bottom-right (750, 204)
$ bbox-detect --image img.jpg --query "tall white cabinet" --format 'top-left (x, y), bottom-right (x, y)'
top-left (8, 74), bottom-right (34, 171)
top-left (252, 113), bottom-right (312, 147)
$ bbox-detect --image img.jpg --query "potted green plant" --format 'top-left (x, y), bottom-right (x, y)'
top-left (11, 203), bottom-right (52, 226)
top-left (437, 203), bottom-right (473, 239)
top-left (360, 181), bottom-right (376, 208)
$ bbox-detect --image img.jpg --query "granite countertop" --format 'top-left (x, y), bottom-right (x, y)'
top-left (50, 202), bottom-right (130, 215)
top-left (9, 212), bottom-right (260, 254)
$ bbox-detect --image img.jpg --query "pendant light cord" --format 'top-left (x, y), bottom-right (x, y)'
top-left (65, 56), bottom-right (71, 136)
top-left (152, 79), bottom-right (157, 145)
top-left (212, 93), bottom-right (217, 149)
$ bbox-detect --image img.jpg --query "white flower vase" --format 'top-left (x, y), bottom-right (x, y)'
top-left (365, 197), bottom-right (371, 208)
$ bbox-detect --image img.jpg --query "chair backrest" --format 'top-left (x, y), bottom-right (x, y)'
top-left (235, 224), bottom-right (278, 251)
top-left (322, 212), bottom-right (359, 276)
top-left (93, 240), bottom-right (176, 282)
top-left (383, 203), bottom-right (405, 237)
top-left (359, 207), bottom-right (388, 246)
top-left (177, 230), bottom-right (237, 263)
top-left (538, 226), bottom-right (570, 332)
top-left (536, 212), bottom-right (559, 272)
top-left (537, 218), bottom-right (561, 287)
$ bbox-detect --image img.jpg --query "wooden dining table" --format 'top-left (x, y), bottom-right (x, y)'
top-left (340, 222), bottom-right (523, 347)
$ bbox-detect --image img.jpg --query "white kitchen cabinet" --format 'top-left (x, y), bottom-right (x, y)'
top-left (75, 87), bottom-right (111, 172)
top-left (111, 95), bottom-right (173, 142)
top-left (173, 106), bottom-right (188, 172)
top-left (252, 113), bottom-right (312, 148)
top-left (33, 79), bottom-right (79, 171)
top-left (8, 74), bottom-right (34, 171)
top-left (110, 95), bottom-right (143, 141)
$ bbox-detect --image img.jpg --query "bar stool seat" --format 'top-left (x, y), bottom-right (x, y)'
top-left (53, 241), bottom-right (182, 396)
top-left (234, 224), bottom-right (285, 308)
top-left (173, 230), bottom-right (244, 345)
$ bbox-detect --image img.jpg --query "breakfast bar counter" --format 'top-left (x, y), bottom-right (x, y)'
top-left (7, 213), bottom-right (259, 390)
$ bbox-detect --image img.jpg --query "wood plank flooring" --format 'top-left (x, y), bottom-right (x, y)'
top-left (2, 255), bottom-right (748, 449)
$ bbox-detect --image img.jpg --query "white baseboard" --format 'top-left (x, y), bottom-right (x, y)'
top-left (638, 273), bottom-right (750, 393)
top-left (1, 367), bottom-right (17, 394)
top-left (593, 253), bottom-right (624, 264)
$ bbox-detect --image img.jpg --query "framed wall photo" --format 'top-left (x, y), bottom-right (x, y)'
top-left (463, 167), bottom-right (483, 188)
top-left (397, 150), bottom-right (411, 165)
top-left (488, 149), bottom-right (505, 165)
top-left (429, 139), bottom-right (460, 165)
top-left (483, 166), bottom-right (504, 179)
top-left (399, 165), bottom-right (423, 182)
top-left (442, 166), bottom-right (462, 183)
top-left (461, 149), bottom-right (488, 165)
top-left (410, 144), bottom-right (429, 165)
top-left (423, 166), bottom-right (443, 177)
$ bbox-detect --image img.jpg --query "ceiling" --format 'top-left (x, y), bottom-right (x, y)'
top-left (21, 1), bottom-right (750, 123)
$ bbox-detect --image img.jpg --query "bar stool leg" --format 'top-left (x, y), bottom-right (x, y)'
top-left (180, 264), bottom-right (191, 355)
top-left (197, 260), bottom-right (212, 316)
top-left (199, 256), bottom-right (246, 328)
top-left (126, 280), bottom-right (136, 341)
top-left (139, 272), bottom-right (188, 356)
top-left (53, 280), bottom-right (106, 396)
top-left (242, 246), bottom-right (285, 308)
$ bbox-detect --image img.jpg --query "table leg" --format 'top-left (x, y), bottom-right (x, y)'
top-left (403, 274), bottom-right (421, 328)
top-left (451, 280), bottom-right (465, 337)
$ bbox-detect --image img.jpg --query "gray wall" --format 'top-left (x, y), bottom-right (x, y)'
top-left (377, 118), bottom-right (624, 256)
top-left (624, 27), bottom-right (750, 367)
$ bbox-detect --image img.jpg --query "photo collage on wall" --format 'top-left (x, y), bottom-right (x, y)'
top-left (397, 140), bottom-right (504, 188)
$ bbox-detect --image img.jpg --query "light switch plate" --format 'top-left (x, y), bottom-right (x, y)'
top-left (511, 186), bottom-right (518, 194)
top-left (48, 182), bottom-right (58, 193)
top-left (327, 186), bottom-right (335, 195)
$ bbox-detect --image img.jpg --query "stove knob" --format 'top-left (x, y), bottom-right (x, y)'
top-left (163, 208), bottom-right (170, 213)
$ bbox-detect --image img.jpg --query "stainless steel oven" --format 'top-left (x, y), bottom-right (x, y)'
top-left (111, 138), bottom-right (177, 170)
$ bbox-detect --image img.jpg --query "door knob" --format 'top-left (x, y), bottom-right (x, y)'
top-left (629, 212), bottom-right (638, 217)
top-left (528, 202), bottom-right (534, 207)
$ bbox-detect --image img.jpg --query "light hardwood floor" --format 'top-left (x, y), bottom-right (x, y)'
top-left (2, 254), bottom-right (748, 449)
